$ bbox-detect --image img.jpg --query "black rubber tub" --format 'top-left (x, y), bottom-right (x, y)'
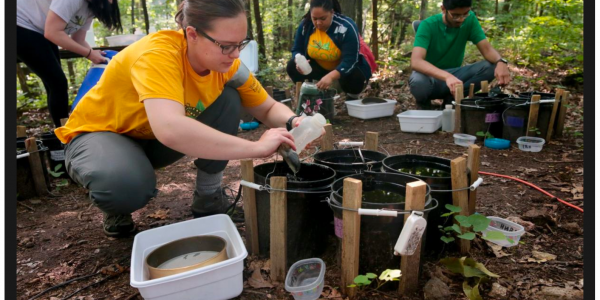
top-left (502, 98), bottom-right (554, 142)
top-left (330, 171), bottom-right (432, 283)
top-left (313, 149), bottom-right (387, 179)
top-left (459, 98), bottom-right (505, 140)
top-left (254, 161), bottom-right (336, 268)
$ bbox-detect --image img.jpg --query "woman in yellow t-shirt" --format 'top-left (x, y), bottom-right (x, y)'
top-left (55, 0), bottom-right (301, 237)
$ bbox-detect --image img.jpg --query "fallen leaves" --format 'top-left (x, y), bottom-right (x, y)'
top-left (147, 209), bottom-right (169, 220)
top-left (486, 241), bottom-right (511, 258)
top-left (525, 251), bottom-right (557, 263)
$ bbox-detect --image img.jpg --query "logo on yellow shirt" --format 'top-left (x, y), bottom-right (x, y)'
top-left (185, 101), bottom-right (206, 119)
top-left (311, 40), bottom-right (331, 51)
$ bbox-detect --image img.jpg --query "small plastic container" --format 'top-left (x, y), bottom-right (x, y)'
top-left (397, 110), bottom-right (443, 133)
top-left (345, 99), bottom-right (396, 119)
top-left (516, 136), bottom-right (545, 152)
top-left (481, 216), bottom-right (525, 247)
top-left (285, 258), bottom-right (326, 300)
top-left (484, 138), bottom-right (510, 150)
top-left (453, 133), bottom-right (476, 147)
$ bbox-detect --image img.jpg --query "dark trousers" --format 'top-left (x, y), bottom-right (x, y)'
top-left (64, 87), bottom-right (242, 215)
top-left (17, 26), bottom-right (69, 128)
top-left (286, 58), bottom-right (368, 95)
top-left (409, 60), bottom-right (496, 109)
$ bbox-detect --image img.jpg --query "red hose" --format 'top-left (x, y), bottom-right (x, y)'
top-left (478, 171), bottom-right (584, 213)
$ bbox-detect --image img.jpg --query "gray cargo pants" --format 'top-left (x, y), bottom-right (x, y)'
top-left (64, 87), bottom-right (241, 215)
top-left (409, 60), bottom-right (496, 109)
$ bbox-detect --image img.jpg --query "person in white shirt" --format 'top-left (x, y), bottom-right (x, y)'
top-left (17, 0), bottom-right (122, 127)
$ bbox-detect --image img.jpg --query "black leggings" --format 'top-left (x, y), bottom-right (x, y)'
top-left (17, 26), bottom-right (69, 128)
top-left (286, 58), bottom-right (368, 95)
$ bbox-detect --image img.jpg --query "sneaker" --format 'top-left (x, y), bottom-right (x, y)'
top-left (191, 188), bottom-right (232, 218)
top-left (103, 213), bottom-right (136, 237)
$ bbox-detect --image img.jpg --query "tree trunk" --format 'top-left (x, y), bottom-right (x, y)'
top-left (131, 0), bottom-right (135, 34)
top-left (287, 0), bottom-right (293, 49)
top-left (495, 0), bottom-right (498, 15)
top-left (16, 64), bottom-right (30, 95)
top-left (502, 0), bottom-right (511, 13)
top-left (252, 0), bottom-right (266, 59)
top-left (371, 0), bottom-right (378, 61)
top-left (419, 0), bottom-right (427, 20)
top-left (356, 0), bottom-right (363, 34)
top-left (141, 0), bottom-right (149, 34)
top-left (340, 0), bottom-right (358, 21)
top-left (245, 0), bottom-right (254, 40)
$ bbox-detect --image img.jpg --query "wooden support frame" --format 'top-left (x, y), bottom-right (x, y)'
top-left (546, 89), bottom-right (563, 141)
top-left (399, 181), bottom-right (427, 295)
top-left (556, 91), bottom-right (569, 138)
top-left (526, 95), bottom-right (541, 137)
top-left (467, 145), bottom-right (480, 216)
top-left (241, 160), bottom-right (260, 255)
top-left (341, 178), bottom-right (362, 297)
top-left (451, 157), bottom-right (470, 254)
top-left (25, 137), bottom-right (47, 196)
top-left (365, 132), bottom-right (379, 151)
top-left (480, 80), bottom-right (489, 93)
top-left (321, 124), bottom-right (334, 151)
top-left (468, 83), bottom-right (475, 98)
top-left (270, 176), bottom-right (287, 283)
top-left (454, 85), bottom-right (464, 134)
top-left (295, 82), bottom-right (303, 112)
top-left (17, 126), bottom-right (27, 138)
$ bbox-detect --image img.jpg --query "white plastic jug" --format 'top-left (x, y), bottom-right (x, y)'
top-left (295, 53), bottom-right (312, 75)
top-left (290, 113), bottom-right (326, 154)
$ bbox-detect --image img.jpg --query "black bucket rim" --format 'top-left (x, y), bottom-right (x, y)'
top-left (382, 154), bottom-right (452, 180)
top-left (313, 149), bottom-right (388, 168)
top-left (254, 161), bottom-right (336, 187)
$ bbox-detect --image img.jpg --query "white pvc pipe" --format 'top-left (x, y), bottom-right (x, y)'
top-left (17, 153), bottom-right (30, 159)
top-left (358, 208), bottom-right (398, 217)
top-left (240, 180), bottom-right (263, 191)
top-left (470, 177), bottom-right (484, 191)
top-left (338, 141), bottom-right (364, 147)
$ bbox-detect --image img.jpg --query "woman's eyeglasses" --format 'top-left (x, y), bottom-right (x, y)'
top-left (446, 10), bottom-right (470, 21)
top-left (194, 27), bottom-right (251, 55)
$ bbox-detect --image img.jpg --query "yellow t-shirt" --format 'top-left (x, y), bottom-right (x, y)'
top-left (55, 30), bottom-right (267, 144)
top-left (307, 29), bottom-right (341, 71)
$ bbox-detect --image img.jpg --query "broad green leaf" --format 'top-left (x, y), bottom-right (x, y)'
top-left (366, 273), bottom-right (377, 279)
top-left (440, 236), bottom-right (455, 244)
top-left (354, 275), bottom-right (371, 285)
top-left (54, 163), bottom-right (63, 172)
top-left (440, 257), bottom-right (463, 275)
top-left (441, 212), bottom-right (454, 217)
top-left (473, 262), bottom-right (500, 278)
top-left (463, 279), bottom-right (483, 300)
top-left (379, 269), bottom-right (401, 281)
top-left (467, 214), bottom-right (491, 232)
top-left (347, 284), bottom-right (357, 288)
top-left (455, 215), bottom-right (472, 227)
top-left (481, 231), bottom-right (507, 241)
top-left (462, 265), bottom-right (486, 278)
top-left (451, 224), bottom-right (462, 234)
top-left (463, 258), bottom-right (500, 278)
top-left (457, 232), bottom-right (476, 240)
top-left (445, 204), bottom-right (462, 212)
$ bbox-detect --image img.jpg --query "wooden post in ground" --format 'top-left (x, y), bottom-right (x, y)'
top-left (17, 126), bottom-right (27, 138)
top-left (481, 81), bottom-right (489, 93)
top-left (466, 145), bottom-right (480, 216)
top-left (468, 83), bottom-right (475, 98)
top-left (454, 85), bottom-right (464, 134)
top-left (25, 137), bottom-right (47, 196)
top-left (321, 124), bottom-right (334, 151)
top-left (546, 89), bottom-right (563, 141)
top-left (526, 95), bottom-right (541, 137)
top-left (365, 131), bottom-right (378, 151)
top-left (295, 82), bottom-right (303, 113)
top-left (451, 157), bottom-right (470, 254)
top-left (241, 160), bottom-right (260, 255)
top-left (270, 176), bottom-right (288, 283)
top-left (341, 178), bottom-right (362, 297)
top-left (555, 91), bottom-right (569, 138)
top-left (399, 181), bottom-right (427, 295)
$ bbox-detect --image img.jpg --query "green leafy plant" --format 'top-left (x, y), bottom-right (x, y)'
top-left (475, 131), bottom-right (494, 139)
top-left (348, 269), bottom-right (401, 291)
top-left (440, 256), bottom-right (500, 300)
top-left (439, 204), bottom-right (511, 244)
top-left (48, 164), bottom-right (65, 178)
top-left (528, 127), bottom-right (541, 135)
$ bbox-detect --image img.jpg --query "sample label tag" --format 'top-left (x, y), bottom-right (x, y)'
top-left (50, 150), bottom-right (65, 161)
top-left (485, 113), bottom-right (500, 123)
top-left (334, 217), bottom-right (343, 238)
top-left (506, 116), bottom-right (524, 128)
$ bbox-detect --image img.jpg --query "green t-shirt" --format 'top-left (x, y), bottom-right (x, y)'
top-left (413, 11), bottom-right (487, 70)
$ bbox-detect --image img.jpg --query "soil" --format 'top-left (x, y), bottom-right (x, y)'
top-left (15, 70), bottom-right (584, 300)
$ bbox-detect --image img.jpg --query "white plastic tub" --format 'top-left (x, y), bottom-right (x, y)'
top-left (453, 133), bottom-right (477, 147)
top-left (130, 214), bottom-right (248, 300)
top-left (345, 99), bottom-right (396, 119)
top-left (285, 258), bottom-right (326, 300)
top-left (106, 34), bottom-right (145, 46)
top-left (397, 110), bottom-right (442, 133)
top-left (481, 216), bottom-right (525, 248)
top-left (516, 136), bottom-right (545, 152)
top-left (239, 40), bottom-right (259, 74)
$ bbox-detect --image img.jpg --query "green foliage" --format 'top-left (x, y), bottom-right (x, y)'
top-left (528, 127), bottom-right (542, 135)
top-left (440, 257), bottom-right (500, 300)
top-left (439, 204), bottom-right (509, 245)
top-left (476, 131), bottom-right (494, 139)
top-left (348, 269), bottom-right (401, 291)
top-left (48, 164), bottom-right (65, 178)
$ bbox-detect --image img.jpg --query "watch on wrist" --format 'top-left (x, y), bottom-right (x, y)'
top-left (286, 115), bottom-right (298, 131)
top-left (497, 58), bottom-right (508, 65)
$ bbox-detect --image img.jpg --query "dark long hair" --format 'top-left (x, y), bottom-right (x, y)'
top-left (87, 0), bottom-right (122, 32)
top-left (302, 0), bottom-right (342, 32)
top-left (175, 0), bottom-right (246, 34)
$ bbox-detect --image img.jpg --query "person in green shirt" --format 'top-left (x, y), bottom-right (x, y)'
top-left (410, 0), bottom-right (511, 109)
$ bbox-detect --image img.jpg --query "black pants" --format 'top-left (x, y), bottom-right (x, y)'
top-left (286, 58), bottom-right (368, 95)
top-left (17, 26), bottom-right (69, 128)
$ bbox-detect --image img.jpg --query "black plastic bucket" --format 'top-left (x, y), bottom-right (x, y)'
top-left (518, 91), bottom-right (555, 100)
top-left (502, 98), bottom-right (554, 142)
top-left (40, 132), bottom-right (68, 178)
top-left (273, 88), bottom-right (292, 110)
top-left (313, 149), bottom-right (387, 179)
top-left (330, 171), bottom-right (432, 278)
top-left (254, 162), bottom-right (336, 267)
top-left (459, 98), bottom-right (505, 140)
top-left (381, 155), bottom-right (454, 252)
top-left (17, 138), bottom-right (50, 200)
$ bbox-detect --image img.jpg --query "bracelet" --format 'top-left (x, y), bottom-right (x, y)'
top-left (286, 115), bottom-right (298, 131)
top-left (85, 48), bottom-right (92, 58)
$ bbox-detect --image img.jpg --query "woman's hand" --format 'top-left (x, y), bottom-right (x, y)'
top-left (88, 50), bottom-right (108, 64)
top-left (256, 128), bottom-right (296, 157)
top-left (494, 63), bottom-right (511, 86)
top-left (316, 74), bottom-right (333, 90)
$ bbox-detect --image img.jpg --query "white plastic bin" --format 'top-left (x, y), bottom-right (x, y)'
top-left (130, 214), bottom-right (248, 300)
top-left (453, 133), bottom-right (476, 147)
top-left (106, 34), bottom-right (145, 46)
top-left (397, 110), bottom-right (442, 133)
top-left (345, 99), bottom-right (396, 119)
top-left (481, 216), bottom-right (525, 248)
top-left (516, 136), bottom-right (545, 152)
top-left (239, 40), bottom-right (259, 74)
top-left (285, 258), bottom-right (326, 300)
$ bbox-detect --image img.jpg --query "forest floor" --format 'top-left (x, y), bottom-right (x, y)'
top-left (15, 64), bottom-right (584, 300)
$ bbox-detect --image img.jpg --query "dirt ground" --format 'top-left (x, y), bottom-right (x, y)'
top-left (15, 70), bottom-right (584, 300)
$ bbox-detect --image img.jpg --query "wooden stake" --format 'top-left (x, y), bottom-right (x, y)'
top-left (25, 137), bottom-right (47, 196)
top-left (453, 85), bottom-right (464, 134)
top-left (241, 159), bottom-right (260, 255)
top-left (451, 157), bottom-right (470, 254)
top-left (265, 86), bottom-right (274, 98)
top-left (480, 81), bottom-right (489, 93)
top-left (467, 145), bottom-right (480, 216)
top-left (270, 176), bottom-right (287, 283)
top-left (555, 91), bottom-right (569, 138)
top-left (468, 83), bottom-right (475, 98)
top-left (321, 124), bottom-right (334, 151)
top-left (526, 95), bottom-right (541, 137)
top-left (341, 178), bottom-right (362, 297)
top-left (399, 181), bottom-right (427, 295)
top-left (285, 88), bottom-right (294, 110)
top-left (365, 132), bottom-right (379, 151)
top-left (295, 82), bottom-right (303, 113)
top-left (545, 89), bottom-right (563, 141)
top-left (60, 118), bottom-right (69, 127)
top-left (17, 126), bottom-right (27, 138)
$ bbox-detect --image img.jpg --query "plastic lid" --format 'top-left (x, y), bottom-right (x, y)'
top-left (445, 104), bottom-right (453, 109)
top-left (311, 113), bottom-right (327, 127)
top-left (295, 53), bottom-right (301, 58)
